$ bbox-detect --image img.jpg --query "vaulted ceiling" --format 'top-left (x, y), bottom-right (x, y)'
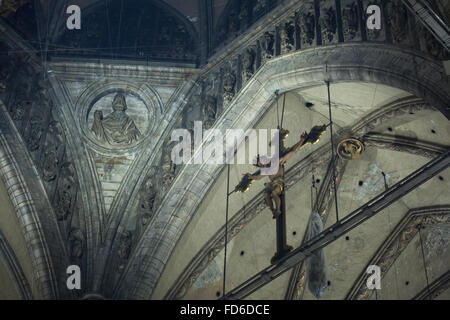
top-left (154, 84), bottom-right (450, 300)
top-left (1, 0), bottom-right (283, 65)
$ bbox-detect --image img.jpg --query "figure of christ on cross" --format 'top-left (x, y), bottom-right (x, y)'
top-left (247, 131), bottom-right (308, 219)
top-left (234, 125), bottom-right (327, 218)
top-left (233, 125), bottom-right (326, 264)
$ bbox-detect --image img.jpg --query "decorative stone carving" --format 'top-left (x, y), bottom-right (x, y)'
top-left (203, 95), bottom-right (218, 129)
top-left (297, 12), bottom-right (315, 46)
top-left (205, 72), bottom-right (219, 95)
top-left (337, 138), bottom-right (365, 160)
top-left (241, 47), bottom-right (255, 83)
top-left (184, 93), bottom-right (201, 136)
top-left (118, 231), bottom-right (132, 271)
top-left (42, 121), bottom-right (65, 182)
top-left (342, 3), bottom-right (358, 40)
top-left (68, 228), bottom-right (84, 261)
top-left (363, 138), bottom-right (441, 159)
top-left (162, 142), bottom-right (177, 191)
top-left (280, 21), bottom-right (295, 54)
top-left (353, 102), bottom-right (433, 136)
top-left (139, 176), bottom-right (157, 226)
top-left (260, 32), bottom-right (274, 64)
top-left (10, 99), bottom-right (30, 121)
top-left (320, 7), bottom-right (337, 43)
top-left (26, 115), bottom-right (44, 151)
top-left (43, 149), bottom-right (59, 182)
top-left (37, 83), bottom-right (53, 110)
top-left (162, 154), bottom-right (176, 190)
top-left (222, 70), bottom-right (236, 106)
top-left (45, 121), bottom-right (65, 145)
top-left (386, 1), bottom-right (408, 44)
top-left (294, 268), bottom-right (307, 299)
top-left (91, 93), bottom-right (141, 146)
top-left (55, 163), bottom-right (76, 221)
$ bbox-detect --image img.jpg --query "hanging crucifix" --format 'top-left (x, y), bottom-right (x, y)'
top-left (234, 125), bottom-right (327, 264)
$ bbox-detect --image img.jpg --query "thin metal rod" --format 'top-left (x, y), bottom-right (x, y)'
top-left (280, 93), bottom-right (286, 129)
top-left (418, 223), bottom-right (432, 299)
top-left (276, 93), bottom-right (280, 128)
top-left (223, 164), bottom-right (231, 297)
top-left (326, 80), bottom-right (339, 223)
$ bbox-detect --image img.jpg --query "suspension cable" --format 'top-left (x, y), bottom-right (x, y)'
top-left (223, 164), bottom-right (231, 297)
top-left (311, 166), bottom-right (318, 211)
top-left (34, 2), bottom-right (47, 81)
top-left (276, 91), bottom-right (280, 128)
top-left (326, 79), bottom-right (340, 223)
top-left (280, 92), bottom-right (286, 129)
top-left (116, 0), bottom-right (125, 60)
top-left (418, 221), bottom-right (432, 299)
top-left (105, 0), bottom-right (114, 59)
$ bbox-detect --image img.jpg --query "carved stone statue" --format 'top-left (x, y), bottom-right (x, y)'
top-left (205, 72), bottom-right (219, 96)
top-left (386, 1), bottom-right (408, 44)
top-left (26, 115), bottom-right (44, 151)
top-left (91, 93), bottom-right (141, 146)
top-left (162, 140), bottom-right (177, 190)
top-left (222, 70), bottom-right (236, 106)
top-left (10, 98), bottom-right (30, 121)
top-left (320, 7), bottom-right (337, 43)
top-left (203, 95), bottom-right (217, 129)
top-left (162, 153), bottom-right (176, 190)
top-left (42, 121), bottom-right (65, 182)
top-left (36, 80), bottom-right (53, 109)
top-left (139, 178), bottom-right (157, 226)
top-left (43, 149), bottom-right (59, 182)
top-left (55, 163), bottom-right (76, 221)
top-left (69, 228), bottom-right (84, 261)
top-left (117, 231), bottom-right (132, 271)
top-left (297, 12), bottom-right (315, 46)
top-left (242, 48), bottom-right (255, 83)
top-left (342, 3), bottom-right (358, 40)
top-left (280, 21), bottom-right (295, 54)
top-left (48, 120), bottom-right (65, 149)
top-left (260, 32), bottom-right (274, 64)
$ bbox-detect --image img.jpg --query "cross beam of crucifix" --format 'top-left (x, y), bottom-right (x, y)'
top-left (234, 125), bottom-right (327, 263)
